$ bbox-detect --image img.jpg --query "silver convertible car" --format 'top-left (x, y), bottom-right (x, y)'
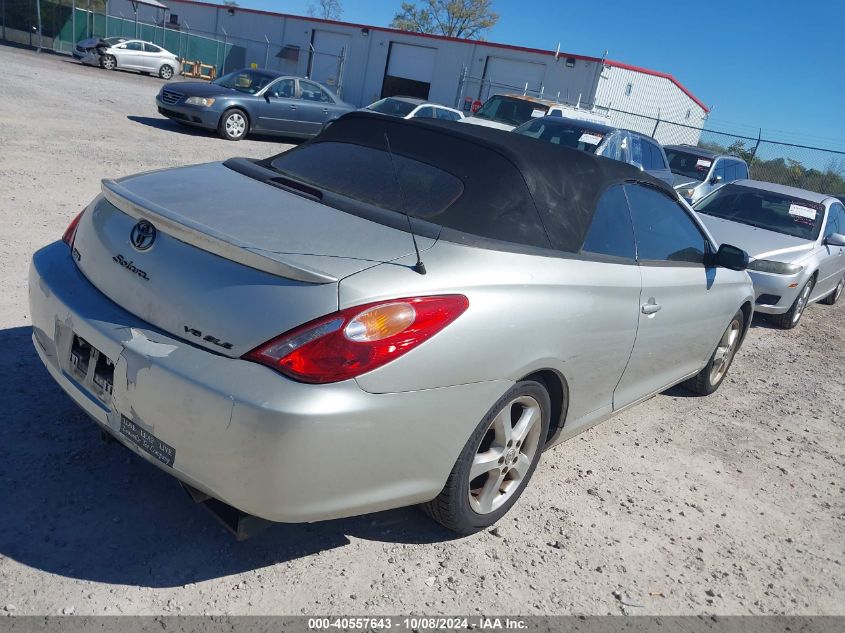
top-left (30, 113), bottom-right (753, 535)
top-left (695, 180), bottom-right (845, 329)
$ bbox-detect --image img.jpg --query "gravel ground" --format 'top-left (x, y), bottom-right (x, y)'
top-left (1, 45), bottom-right (844, 617)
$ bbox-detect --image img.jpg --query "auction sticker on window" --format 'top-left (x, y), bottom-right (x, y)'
top-left (788, 203), bottom-right (817, 221)
top-left (531, 108), bottom-right (546, 118)
top-left (578, 133), bottom-right (604, 145)
top-left (696, 159), bottom-right (712, 169)
top-left (120, 415), bottom-right (175, 467)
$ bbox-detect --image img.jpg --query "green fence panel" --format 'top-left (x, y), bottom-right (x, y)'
top-left (6, 3), bottom-right (247, 75)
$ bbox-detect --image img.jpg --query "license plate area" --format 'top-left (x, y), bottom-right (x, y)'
top-left (67, 333), bottom-right (114, 404)
top-left (119, 415), bottom-right (176, 467)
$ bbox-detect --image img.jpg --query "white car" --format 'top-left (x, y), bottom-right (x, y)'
top-left (363, 96), bottom-right (464, 121)
top-left (461, 94), bottom-right (610, 131)
top-left (74, 37), bottom-right (179, 80)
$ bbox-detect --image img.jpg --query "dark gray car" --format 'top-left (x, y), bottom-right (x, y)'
top-left (512, 116), bottom-right (674, 185)
top-left (156, 68), bottom-right (354, 140)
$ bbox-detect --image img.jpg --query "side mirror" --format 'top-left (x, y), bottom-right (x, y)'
top-left (824, 232), bottom-right (845, 247)
top-left (714, 243), bottom-right (748, 271)
top-left (710, 174), bottom-right (723, 185)
top-left (264, 92), bottom-right (272, 102)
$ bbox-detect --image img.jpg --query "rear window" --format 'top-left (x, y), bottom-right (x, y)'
top-left (665, 148), bottom-right (712, 181)
top-left (513, 118), bottom-right (606, 153)
top-left (264, 116), bottom-right (555, 250)
top-left (366, 98), bottom-right (417, 118)
top-left (269, 142), bottom-right (463, 217)
top-left (473, 96), bottom-right (548, 127)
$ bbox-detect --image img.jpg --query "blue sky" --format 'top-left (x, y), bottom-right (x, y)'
top-left (238, 0), bottom-right (845, 150)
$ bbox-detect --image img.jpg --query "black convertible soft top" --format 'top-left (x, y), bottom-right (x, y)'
top-left (271, 111), bottom-right (675, 254)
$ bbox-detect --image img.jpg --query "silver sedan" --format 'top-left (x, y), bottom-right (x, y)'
top-left (695, 180), bottom-right (845, 329)
top-left (29, 113), bottom-right (753, 535)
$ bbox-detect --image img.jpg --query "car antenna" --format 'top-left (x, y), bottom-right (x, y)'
top-left (383, 132), bottom-right (426, 275)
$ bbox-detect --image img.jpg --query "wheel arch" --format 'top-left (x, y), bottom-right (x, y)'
top-left (219, 105), bottom-right (251, 129)
top-left (738, 300), bottom-right (753, 344)
top-left (519, 369), bottom-right (569, 448)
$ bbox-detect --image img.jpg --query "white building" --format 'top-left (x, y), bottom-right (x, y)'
top-left (108, 0), bottom-right (709, 143)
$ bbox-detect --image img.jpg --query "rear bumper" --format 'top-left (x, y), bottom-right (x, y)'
top-left (155, 99), bottom-right (219, 129)
top-left (29, 242), bottom-right (510, 522)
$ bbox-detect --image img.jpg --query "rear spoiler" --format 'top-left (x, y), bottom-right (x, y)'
top-left (101, 179), bottom-right (338, 284)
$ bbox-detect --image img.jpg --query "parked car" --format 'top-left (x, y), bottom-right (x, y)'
top-left (74, 37), bottom-right (179, 80)
top-left (513, 116), bottom-right (674, 185)
top-left (364, 96), bottom-right (464, 121)
top-left (156, 68), bottom-right (354, 140)
top-left (665, 144), bottom-right (750, 204)
top-left (695, 180), bottom-right (845, 328)
top-left (30, 112), bottom-right (753, 535)
top-left (461, 94), bottom-right (608, 131)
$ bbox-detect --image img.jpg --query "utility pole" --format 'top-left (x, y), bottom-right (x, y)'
top-left (36, 0), bottom-right (42, 52)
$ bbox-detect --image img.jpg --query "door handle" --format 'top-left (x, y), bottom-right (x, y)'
top-left (289, 105), bottom-right (297, 110)
top-left (641, 302), bottom-right (661, 315)
top-left (322, 107), bottom-right (329, 113)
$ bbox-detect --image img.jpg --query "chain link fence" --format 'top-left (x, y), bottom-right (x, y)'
top-left (1, 0), bottom-right (243, 76)
top-left (4, 2), bottom-right (843, 193)
top-left (603, 107), bottom-right (845, 193)
top-left (453, 69), bottom-right (845, 193)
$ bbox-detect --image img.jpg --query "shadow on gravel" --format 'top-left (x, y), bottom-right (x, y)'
top-left (749, 313), bottom-right (785, 330)
top-left (0, 325), bottom-right (457, 589)
top-left (127, 115), bottom-right (305, 145)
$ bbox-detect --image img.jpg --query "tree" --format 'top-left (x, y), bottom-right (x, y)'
top-left (308, 0), bottom-right (343, 20)
top-left (391, 0), bottom-right (499, 40)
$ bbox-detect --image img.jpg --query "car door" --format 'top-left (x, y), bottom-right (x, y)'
top-left (643, 138), bottom-right (674, 185)
top-left (256, 78), bottom-right (307, 135)
top-left (143, 42), bottom-right (163, 72)
top-left (817, 202), bottom-right (845, 294)
top-left (295, 79), bottom-right (337, 135)
top-left (564, 184), bottom-right (642, 425)
top-left (115, 41), bottom-right (145, 70)
top-left (613, 183), bottom-right (738, 409)
top-left (697, 158), bottom-right (725, 200)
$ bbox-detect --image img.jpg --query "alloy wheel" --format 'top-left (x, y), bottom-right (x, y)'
top-left (792, 282), bottom-right (812, 324)
top-left (160, 65), bottom-right (173, 79)
top-left (468, 395), bottom-right (543, 515)
top-left (835, 276), bottom-right (844, 302)
top-left (102, 56), bottom-right (115, 70)
top-left (709, 317), bottom-right (741, 386)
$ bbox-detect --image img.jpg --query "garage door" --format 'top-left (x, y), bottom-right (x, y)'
top-left (482, 57), bottom-right (547, 99)
top-left (308, 30), bottom-right (351, 92)
top-left (381, 42), bottom-right (437, 100)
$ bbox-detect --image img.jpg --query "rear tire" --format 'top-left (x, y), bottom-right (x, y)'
top-left (100, 54), bottom-right (116, 70)
top-left (159, 64), bottom-right (174, 80)
top-left (421, 380), bottom-right (550, 535)
top-left (771, 278), bottom-right (814, 329)
top-left (683, 309), bottom-right (744, 395)
top-left (218, 109), bottom-right (249, 141)
top-left (820, 274), bottom-right (844, 305)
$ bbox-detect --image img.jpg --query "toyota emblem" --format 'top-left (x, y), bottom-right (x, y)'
top-left (130, 220), bottom-right (157, 251)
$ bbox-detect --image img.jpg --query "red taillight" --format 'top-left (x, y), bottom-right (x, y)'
top-left (62, 210), bottom-right (85, 248)
top-left (244, 295), bottom-right (469, 383)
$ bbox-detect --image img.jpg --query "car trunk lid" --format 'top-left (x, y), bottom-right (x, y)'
top-left (71, 161), bottom-right (434, 357)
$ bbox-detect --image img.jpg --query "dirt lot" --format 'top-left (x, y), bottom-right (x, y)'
top-left (0, 45), bottom-right (843, 617)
